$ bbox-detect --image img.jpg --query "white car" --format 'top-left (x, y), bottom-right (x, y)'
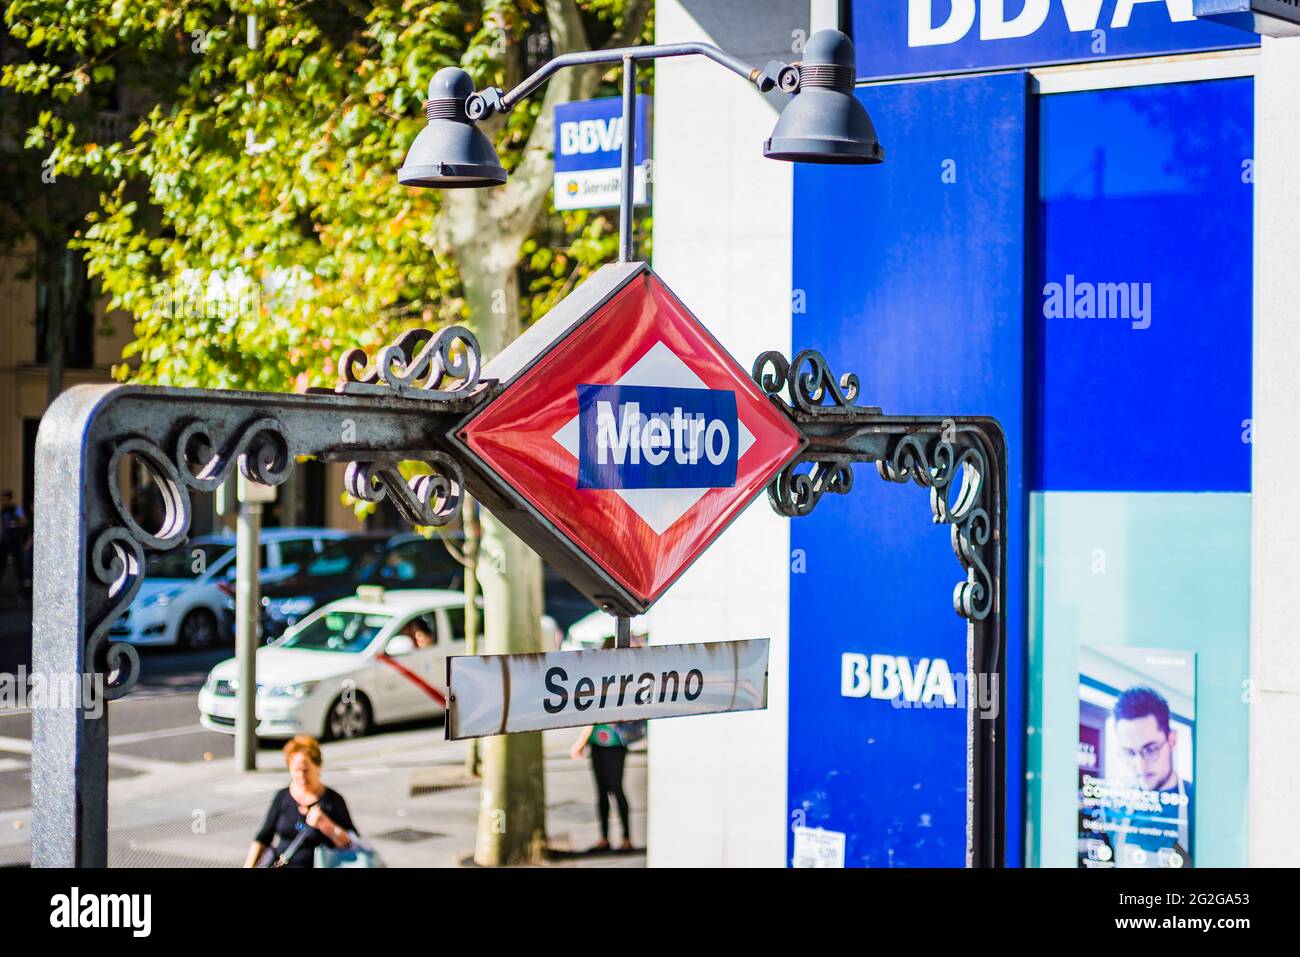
top-left (563, 609), bottom-right (649, 650)
top-left (199, 588), bottom-right (560, 740)
top-left (111, 529), bottom-right (347, 650)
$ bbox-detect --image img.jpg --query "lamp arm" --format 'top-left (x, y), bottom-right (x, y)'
top-left (465, 42), bottom-right (800, 119)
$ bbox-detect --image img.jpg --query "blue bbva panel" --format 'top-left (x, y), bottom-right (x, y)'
top-left (851, 1), bottom-right (1254, 82)
top-left (1034, 78), bottom-right (1253, 492)
top-left (789, 74), bottom-right (1029, 867)
top-left (553, 95), bottom-right (651, 173)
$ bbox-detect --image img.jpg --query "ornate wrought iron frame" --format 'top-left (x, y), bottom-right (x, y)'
top-left (30, 328), bottom-right (1005, 869)
top-left (752, 350), bottom-right (1007, 869)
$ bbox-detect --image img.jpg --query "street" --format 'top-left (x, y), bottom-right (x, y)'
top-left (0, 593), bottom-right (647, 867)
top-left (0, 664), bottom-right (231, 814)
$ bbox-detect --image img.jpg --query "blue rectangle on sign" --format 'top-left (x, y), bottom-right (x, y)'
top-left (1032, 78), bottom-right (1253, 492)
top-left (554, 95), bottom-right (651, 173)
top-left (576, 384), bottom-right (737, 490)
top-left (850, 1), bottom-right (1255, 81)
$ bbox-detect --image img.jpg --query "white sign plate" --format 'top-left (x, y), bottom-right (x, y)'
top-left (446, 639), bottom-right (769, 740)
top-left (791, 826), bottom-right (847, 868)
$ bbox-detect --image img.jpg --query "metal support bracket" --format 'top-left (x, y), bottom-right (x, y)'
top-left (30, 328), bottom-right (489, 867)
top-left (753, 349), bottom-right (1008, 868)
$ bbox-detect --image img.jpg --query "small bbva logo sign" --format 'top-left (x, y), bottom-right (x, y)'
top-left (559, 116), bottom-right (625, 157)
top-left (909, 0), bottom-right (1195, 47)
top-left (577, 384), bottom-right (738, 490)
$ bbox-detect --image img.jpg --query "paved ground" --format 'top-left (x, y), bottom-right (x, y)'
top-left (0, 705), bottom-right (647, 867)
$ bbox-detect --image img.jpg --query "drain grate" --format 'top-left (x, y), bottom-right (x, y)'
top-left (113, 812), bottom-right (265, 843)
top-left (108, 846), bottom-right (235, 868)
top-left (374, 827), bottom-right (444, 844)
top-left (410, 782), bottom-right (474, 796)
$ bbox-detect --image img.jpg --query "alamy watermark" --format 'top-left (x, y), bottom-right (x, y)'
top-left (50, 887), bottom-right (151, 937)
top-left (154, 274), bottom-right (263, 324)
top-left (1043, 274), bottom-right (1152, 330)
top-left (0, 668), bottom-right (105, 718)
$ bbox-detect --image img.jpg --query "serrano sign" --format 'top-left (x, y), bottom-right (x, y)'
top-left (446, 640), bottom-right (770, 739)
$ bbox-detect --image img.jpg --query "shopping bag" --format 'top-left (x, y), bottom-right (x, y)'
top-left (314, 833), bottom-right (384, 868)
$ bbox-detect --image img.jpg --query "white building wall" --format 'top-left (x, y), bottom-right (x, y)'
top-left (1250, 33), bottom-right (1300, 868)
top-left (646, 0), bottom-right (803, 867)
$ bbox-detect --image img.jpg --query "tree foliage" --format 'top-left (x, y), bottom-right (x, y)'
top-left (2, 0), bottom-right (651, 391)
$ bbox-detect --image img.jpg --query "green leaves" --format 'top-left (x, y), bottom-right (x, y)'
top-left (2, 0), bottom-right (651, 399)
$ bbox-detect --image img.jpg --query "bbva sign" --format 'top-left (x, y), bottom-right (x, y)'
top-left (909, 0), bottom-right (1196, 46)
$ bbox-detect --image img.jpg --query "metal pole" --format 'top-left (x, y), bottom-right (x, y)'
top-left (235, 498), bottom-right (261, 771)
top-left (618, 55), bottom-right (636, 263)
top-left (614, 615), bottom-right (631, 649)
top-left (31, 388), bottom-right (117, 867)
top-left (495, 42), bottom-right (768, 114)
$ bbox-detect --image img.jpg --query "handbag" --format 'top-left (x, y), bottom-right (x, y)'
top-left (613, 720), bottom-right (646, 746)
top-left (314, 832), bottom-right (384, 868)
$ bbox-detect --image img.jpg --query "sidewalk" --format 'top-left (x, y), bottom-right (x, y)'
top-left (0, 727), bottom-right (646, 868)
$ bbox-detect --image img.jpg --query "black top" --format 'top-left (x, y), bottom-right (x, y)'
top-left (255, 786), bottom-right (356, 868)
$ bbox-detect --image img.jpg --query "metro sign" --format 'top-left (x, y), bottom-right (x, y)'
top-left (452, 262), bottom-right (804, 614)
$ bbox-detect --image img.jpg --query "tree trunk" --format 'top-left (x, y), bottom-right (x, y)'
top-left (460, 253), bottom-right (549, 865)
top-left (439, 0), bottom-right (654, 868)
top-left (473, 512), bottom-right (547, 865)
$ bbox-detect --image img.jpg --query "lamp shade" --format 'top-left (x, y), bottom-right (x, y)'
top-left (764, 30), bottom-right (884, 165)
top-left (398, 67), bottom-right (506, 188)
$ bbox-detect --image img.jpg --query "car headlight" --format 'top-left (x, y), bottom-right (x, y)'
top-left (262, 681), bottom-right (319, 699)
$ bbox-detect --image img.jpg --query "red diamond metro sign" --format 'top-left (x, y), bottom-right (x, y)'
top-left (451, 262), bottom-right (805, 615)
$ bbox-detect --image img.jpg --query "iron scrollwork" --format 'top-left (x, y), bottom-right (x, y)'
top-left (88, 417), bottom-right (293, 698)
top-left (878, 431), bottom-right (993, 622)
top-left (337, 325), bottom-right (482, 400)
top-left (754, 349), bottom-right (874, 416)
top-left (344, 454), bottom-right (464, 529)
top-left (752, 349), bottom-right (997, 624)
top-left (79, 326), bottom-right (486, 700)
top-left (765, 455), bottom-right (855, 518)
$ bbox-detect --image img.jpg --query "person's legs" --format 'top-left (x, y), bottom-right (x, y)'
top-left (607, 745), bottom-right (631, 846)
top-left (589, 749), bottom-right (612, 844)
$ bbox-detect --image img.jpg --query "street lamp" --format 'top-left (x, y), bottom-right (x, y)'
top-left (762, 29), bottom-right (884, 164)
top-left (398, 28), bottom-right (883, 197)
top-left (397, 67), bottom-right (508, 188)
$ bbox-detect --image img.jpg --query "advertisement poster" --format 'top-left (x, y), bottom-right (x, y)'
top-left (1078, 646), bottom-right (1196, 868)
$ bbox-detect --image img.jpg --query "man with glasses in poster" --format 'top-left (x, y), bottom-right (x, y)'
top-left (1089, 686), bottom-right (1193, 868)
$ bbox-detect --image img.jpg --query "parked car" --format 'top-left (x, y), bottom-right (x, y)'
top-left (235, 532), bottom-right (465, 642)
top-left (111, 528), bottom-right (348, 650)
top-left (243, 530), bottom-right (597, 642)
top-left (198, 587), bottom-right (558, 740)
top-left (563, 609), bottom-right (649, 651)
